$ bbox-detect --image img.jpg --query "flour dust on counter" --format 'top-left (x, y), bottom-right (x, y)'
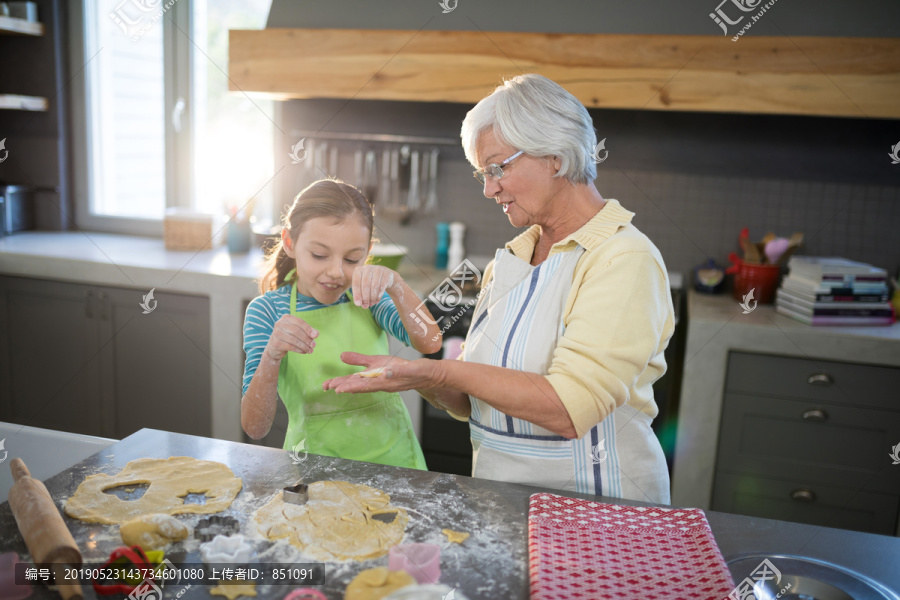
top-left (238, 462), bottom-right (528, 598)
top-left (0, 430), bottom-right (531, 599)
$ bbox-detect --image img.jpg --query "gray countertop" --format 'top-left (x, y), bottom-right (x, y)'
top-left (0, 231), bottom-right (448, 300)
top-left (2, 428), bottom-right (899, 599)
top-left (0, 422), bottom-right (116, 504)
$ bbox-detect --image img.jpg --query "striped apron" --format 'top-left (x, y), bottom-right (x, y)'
top-left (463, 247), bottom-right (670, 503)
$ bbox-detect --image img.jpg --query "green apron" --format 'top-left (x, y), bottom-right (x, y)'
top-left (277, 282), bottom-right (426, 470)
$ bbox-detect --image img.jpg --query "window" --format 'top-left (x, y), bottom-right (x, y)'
top-left (191, 0), bottom-right (274, 226)
top-left (71, 0), bottom-right (273, 234)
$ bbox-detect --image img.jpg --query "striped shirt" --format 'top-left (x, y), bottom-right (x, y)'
top-left (242, 285), bottom-right (410, 395)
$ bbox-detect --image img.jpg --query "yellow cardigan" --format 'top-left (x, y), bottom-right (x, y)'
top-left (461, 199), bottom-right (675, 439)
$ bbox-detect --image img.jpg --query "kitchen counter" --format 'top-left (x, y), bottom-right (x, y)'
top-left (2, 428), bottom-right (900, 599)
top-left (0, 232), bottom-right (450, 442)
top-left (0, 422), bottom-right (115, 504)
top-left (672, 290), bottom-right (900, 514)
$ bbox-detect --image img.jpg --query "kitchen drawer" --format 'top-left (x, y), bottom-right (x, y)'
top-left (712, 471), bottom-right (899, 535)
top-left (716, 393), bottom-right (900, 495)
top-left (725, 351), bottom-right (900, 411)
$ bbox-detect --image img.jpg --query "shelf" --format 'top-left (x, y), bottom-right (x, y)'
top-left (0, 15), bottom-right (44, 36)
top-left (229, 29), bottom-right (900, 119)
top-left (0, 94), bottom-right (48, 111)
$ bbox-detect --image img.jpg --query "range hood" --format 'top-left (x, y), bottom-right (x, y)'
top-left (229, 3), bottom-right (900, 118)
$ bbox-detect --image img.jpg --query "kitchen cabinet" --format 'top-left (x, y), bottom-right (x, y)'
top-left (0, 275), bottom-right (211, 439)
top-left (711, 350), bottom-right (900, 535)
top-left (0, 16), bottom-right (48, 112)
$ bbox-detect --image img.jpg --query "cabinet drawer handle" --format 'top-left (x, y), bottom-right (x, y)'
top-left (802, 409), bottom-right (828, 422)
top-left (790, 488), bottom-right (816, 503)
top-left (807, 373), bottom-right (833, 386)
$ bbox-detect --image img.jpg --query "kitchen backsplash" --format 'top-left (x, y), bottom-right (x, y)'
top-left (275, 100), bottom-right (900, 280)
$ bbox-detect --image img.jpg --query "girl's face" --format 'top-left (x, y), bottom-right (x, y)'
top-left (283, 215), bottom-right (371, 305)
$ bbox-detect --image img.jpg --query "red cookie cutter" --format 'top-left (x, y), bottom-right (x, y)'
top-left (92, 545), bottom-right (157, 596)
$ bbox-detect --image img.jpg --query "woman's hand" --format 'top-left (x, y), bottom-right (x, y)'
top-left (263, 315), bottom-right (319, 361)
top-left (352, 265), bottom-right (398, 309)
top-left (322, 352), bottom-right (440, 393)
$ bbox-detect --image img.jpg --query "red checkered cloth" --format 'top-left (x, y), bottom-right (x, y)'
top-left (528, 493), bottom-right (736, 599)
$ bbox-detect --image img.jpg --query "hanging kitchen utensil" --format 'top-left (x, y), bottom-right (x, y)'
top-left (400, 150), bottom-right (420, 226)
top-left (389, 148), bottom-right (400, 214)
top-left (314, 141), bottom-right (328, 179)
top-left (329, 146), bottom-right (339, 178)
top-left (408, 150), bottom-right (420, 212)
top-left (398, 145), bottom-right (411, 206)
top-left (424, 148), bottom-right (439, 213)
top-left (301, 138), bottom-right (316, 187)
top-left (419, 148), bottom-right (430, 211)
top-left (379, 148), bottom-right (391, 210)
top-left (363, 150), bottom-right (378, 204)
top-left (354, 149), bottom-right (364, 188)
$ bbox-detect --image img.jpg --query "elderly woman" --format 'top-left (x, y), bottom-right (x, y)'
top-left (324, 74), bottom-right (674, 504)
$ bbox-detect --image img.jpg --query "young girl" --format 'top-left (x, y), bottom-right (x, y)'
top-left (241, 179), bottom-right (441, 469)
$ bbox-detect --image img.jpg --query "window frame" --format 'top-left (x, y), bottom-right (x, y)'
top-left (68, 0), bottom-right (195, 235)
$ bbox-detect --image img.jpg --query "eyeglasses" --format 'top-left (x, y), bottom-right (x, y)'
top-left (473, 150), bottom-right (525, 185)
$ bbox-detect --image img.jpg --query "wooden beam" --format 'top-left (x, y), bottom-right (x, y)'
top-left (228, 29), bottom-right (900, 118)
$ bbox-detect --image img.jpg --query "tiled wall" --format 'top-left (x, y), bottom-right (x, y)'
top-left (275, 100), bottom-right (900, 282)
top-left (368, 162), bottom-right (900, 281)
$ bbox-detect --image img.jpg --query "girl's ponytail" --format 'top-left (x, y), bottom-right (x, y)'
top-left (258, 236), bottom-right (295, 294)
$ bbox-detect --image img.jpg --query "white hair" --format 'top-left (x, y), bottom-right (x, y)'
top-left (461, 74), bottom-right (597, 185)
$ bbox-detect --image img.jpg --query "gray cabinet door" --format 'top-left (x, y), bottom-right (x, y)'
top-left (725, 351), bottom-right (900, 411)
top-left (0, 276), bottom-right (211, 439)
top-left (102, 285), bottom-right (211, 439)
top-left (0, 276), bottom-right (107, 436)
top-left (716, 392), bottom-right (900, 495)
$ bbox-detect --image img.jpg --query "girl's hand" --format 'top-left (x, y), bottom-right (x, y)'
top-left (322, 352), bottom-right (439, 393)
top-left (352, 265), bottom-right (399, 309)
top-left (263, 315), bottom-right (319, 361)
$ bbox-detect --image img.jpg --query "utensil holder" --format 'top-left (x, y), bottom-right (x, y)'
top-left (732, 260), bottom-right (781, 304)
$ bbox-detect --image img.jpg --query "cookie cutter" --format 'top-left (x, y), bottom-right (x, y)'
top-left (200, 534), bottom-right (253, 565)
top-left (283, 482), bottom-right (308, 506)
top-left (194, 515), bottom-right (240, 542)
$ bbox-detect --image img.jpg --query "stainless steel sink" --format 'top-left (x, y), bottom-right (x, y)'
top-left (727, 554), bottom-right (900, 600)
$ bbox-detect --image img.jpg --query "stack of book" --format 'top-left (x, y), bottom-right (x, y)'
top-left (777, 257), bottom-right (895, 326)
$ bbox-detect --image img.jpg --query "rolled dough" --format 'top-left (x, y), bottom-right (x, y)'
top-left (344, 567), bottom-right (415, 600)
top-left (120, 513), bottom-right (190, 549)
top-left (65, 457), bottom-right (242, 524)
top-left (253, 481), bottom-right (408, 562)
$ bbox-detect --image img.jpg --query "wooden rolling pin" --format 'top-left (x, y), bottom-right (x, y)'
top-left (8, 458), bottom-right (83, 600)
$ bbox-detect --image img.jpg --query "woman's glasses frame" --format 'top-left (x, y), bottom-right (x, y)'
top-left (473, 150), bottom-right (525, 185)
